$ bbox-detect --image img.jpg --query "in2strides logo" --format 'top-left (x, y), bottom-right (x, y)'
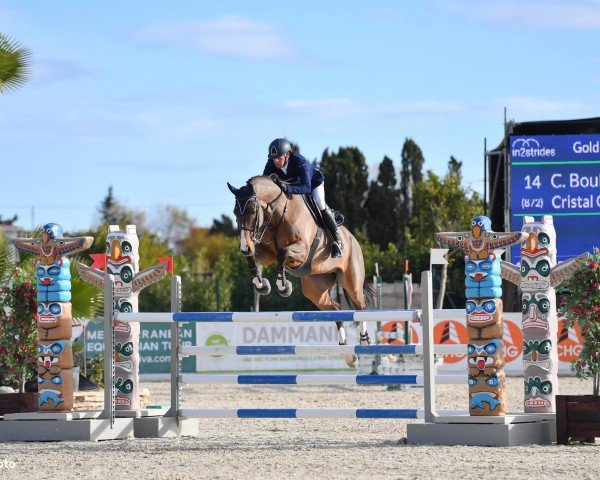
top-left (0, 459), bottom-right (17, 469)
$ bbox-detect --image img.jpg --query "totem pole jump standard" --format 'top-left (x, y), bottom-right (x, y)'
top-left (77, 225), bottom-right (167, 410)
top-left (13, 223), bottom-right (93, 412)
top-left (499, 216), bottom-right (588, 413)
top-left (436, 216), bottom-right (527, 416)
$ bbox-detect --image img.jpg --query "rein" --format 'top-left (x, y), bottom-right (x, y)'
top-left (238, 189), bottom-right (288, 250)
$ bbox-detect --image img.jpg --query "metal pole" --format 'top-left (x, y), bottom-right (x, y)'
top-left (421, 270), bottom-right (436, 423)
top-left (168, 275), bottom-right (182, 421)
top-left (373, 268), bottom-right (381, 373)
top-left (102, 274), bottom-right (115, 426)
top-left (484, 137), bottom-right (488, 213)
top-left (215, 277), bottom-right (221, 312)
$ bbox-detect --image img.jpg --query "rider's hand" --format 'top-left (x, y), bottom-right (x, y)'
top-left (272, 176), bottom-right (288, 192)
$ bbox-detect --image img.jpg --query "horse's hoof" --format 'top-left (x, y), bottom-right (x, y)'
top-left (360, 333), bottom-right (371, 345)
top-left (277, 279), bottom-right (293, 297)
top-left (344, 353), bottom-right (358, 368)
top-left (254, 278), bottom-right (271, 295)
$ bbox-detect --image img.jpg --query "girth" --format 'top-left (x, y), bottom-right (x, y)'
top-left (285, 228), bottom-right (323, 278)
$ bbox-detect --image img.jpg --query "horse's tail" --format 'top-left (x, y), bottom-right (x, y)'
top-left (344, 280), bottom-right (378, 329)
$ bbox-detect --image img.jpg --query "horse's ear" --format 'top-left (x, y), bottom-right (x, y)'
top-left (227, 182), bottom-right (239, 196)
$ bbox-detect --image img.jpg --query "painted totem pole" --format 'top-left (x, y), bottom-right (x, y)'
top-left (500, 216), bottom-right (588, 413)
top-left (436, 216), bottom-right (527, 416)
top-left (77, 225), bottom-right (167, 410)
top-left (13, 223), bottom-right (93, 411)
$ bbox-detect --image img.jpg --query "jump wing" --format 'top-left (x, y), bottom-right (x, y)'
top-left (132, 262), bottom-right (168, 293)
top-left (54, 236), bottom-right (94, 257)
top-left (435, 232), bottom-right (470, 249)
top-left (485, 231), bottom-right (528, 249)
top-left (500, 261), bottom-right (521, 286)
top-left (76, 263), bottom-right (105, 289)
top-left (12, 237), bottom-right (41, 255)
top-left (550, 253), bottom-right (589, 287)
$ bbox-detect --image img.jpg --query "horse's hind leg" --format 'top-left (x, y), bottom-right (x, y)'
top-left (337, 237), bottom-right (371, 346)
top-left (301, 274), bottom-right (358, 368)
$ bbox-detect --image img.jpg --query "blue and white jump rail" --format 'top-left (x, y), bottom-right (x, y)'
top-left (179, 408), bottom-right (465, 419)
top-left (179, 343), bottom-right (463, 357)
top-left (180, 373), bottom-right (465, 385)
top-left (118, 309), bottom-right (422, 324)
top-left (102, 271), bottom-right (465, 424)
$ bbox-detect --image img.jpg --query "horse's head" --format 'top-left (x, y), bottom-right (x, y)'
top-left (227, 180), bottom-right (262, 256)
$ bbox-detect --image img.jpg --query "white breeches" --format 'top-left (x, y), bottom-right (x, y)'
top-left (312, 183), bottom-right (327, 211)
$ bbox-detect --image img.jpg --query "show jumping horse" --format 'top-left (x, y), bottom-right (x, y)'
top-left (227, 176), bottom-right (376, 367)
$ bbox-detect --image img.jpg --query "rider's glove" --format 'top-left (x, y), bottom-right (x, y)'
top-left (271, 175), bottom-right (288, 192)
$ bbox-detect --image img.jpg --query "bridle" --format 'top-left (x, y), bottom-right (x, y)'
top-left (237, 189), bottom-right (288, 254)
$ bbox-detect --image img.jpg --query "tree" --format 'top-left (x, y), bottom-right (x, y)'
top-left (148, 205), bottom-right (196, 249)
top-left (97, 186), bottom-right (146, 229)
top-left (448, 155), bottom-right (463, 178)
top-left (364, 156), bottom-right (400, 249)
top-left (0, 214), bottom-right (18, 225)
top-left (210, 214), bottom-right (237, 237)
top-left (404, 170), bottom-right (482, 307)
top-left (399, 138), bottom-right (425, 247)
top-left (318, 147), bottom-right (369, 233)
top-left (0, 33), bottom-right (32, 94)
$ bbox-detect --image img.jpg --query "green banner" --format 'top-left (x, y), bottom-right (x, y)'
top-left (83, 320), bottom-right (196, 374)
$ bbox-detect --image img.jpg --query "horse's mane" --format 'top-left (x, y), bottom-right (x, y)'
top-left (246, 175), bottom-right (281, 198)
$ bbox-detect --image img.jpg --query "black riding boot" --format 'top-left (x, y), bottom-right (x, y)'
top-left (321, 208), bottom-right (344, 258)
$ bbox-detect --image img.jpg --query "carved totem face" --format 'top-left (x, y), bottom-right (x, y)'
top-left (106, 225), bottom-right (139, 297)
top-left (523, 338), bottom-right (553, 372)
top-left (468, 368), bottom-right (506, 415)
top-left (36, 258), bottom-right (72, 302)
top-left (524, 370), bottom-right (554, 409)
top-left (38, 340), bottom-right (74, 411)
top-left (520, 216), bottom-right (556, 291)
top-left (37, 302), bottom-right (72, 340)
top-left (466, 298), bottom-right (503, 339)
top-left (521, 292), bottom-right (552, 330)
top-left (468, 339), bottom-right (505, 371)
top-left (465, 253), bottom-right (503, 299)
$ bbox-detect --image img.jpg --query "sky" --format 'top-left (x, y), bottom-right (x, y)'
top-left (1, 0), bottom-right (600, 233)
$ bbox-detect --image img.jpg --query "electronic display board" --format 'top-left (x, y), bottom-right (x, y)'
top-left (509, 134), bottom-right (600, 262)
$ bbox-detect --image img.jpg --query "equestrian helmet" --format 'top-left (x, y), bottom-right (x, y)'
top-left (268, 138), bottom-right (292, 160)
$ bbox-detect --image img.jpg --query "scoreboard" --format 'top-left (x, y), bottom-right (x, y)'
top-left (509, 134), bottom-right (600, 262)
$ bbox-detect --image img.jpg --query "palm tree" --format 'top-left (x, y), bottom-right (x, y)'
top-left (0, 33), bottom-right (32, 94)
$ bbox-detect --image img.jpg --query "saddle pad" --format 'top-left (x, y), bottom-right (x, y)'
top-left (301, 195), bottom-right (345, 227)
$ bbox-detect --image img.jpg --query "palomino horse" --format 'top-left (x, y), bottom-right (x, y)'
top-left (227, 175), bottom-right (376, 367)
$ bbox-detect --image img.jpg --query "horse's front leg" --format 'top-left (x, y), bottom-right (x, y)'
top-left (275, 243), bottom-right (306, 297)
top-left (245, 255), bottom-right (271, 296)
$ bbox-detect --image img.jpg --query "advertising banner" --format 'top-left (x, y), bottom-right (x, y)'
top-left (83, 321), bottom-right (196, 374)
top-left (509, 134), bottom-right (600, 262)
top-left (194, 322), bottom-right (362, 373)
top-left (378, 312), bottom-right (581, 376)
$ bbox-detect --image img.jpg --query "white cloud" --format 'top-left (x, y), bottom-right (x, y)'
top-left (378, 100), bottom-right (466, 114)
top-left (134, 15), bottom-right (297, 61)
top-left (284, 98), bottom-right (361, 121)
top-left (285, 98), bottom-right (356, 109)
top-left (495, 96), bottom-right (586, 119)
top-left (32, 59), bottom-right (90, 85)
top-left (446, 0), bottom-right (600, 30)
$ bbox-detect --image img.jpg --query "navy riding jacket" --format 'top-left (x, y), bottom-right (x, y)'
top-left (263, 152), bottom-right (325, 195)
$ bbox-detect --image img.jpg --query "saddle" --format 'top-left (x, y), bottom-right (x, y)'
top-left (285, 195), bottom-right (345, 278)
top-left (301, 195), bottom-right (345, 228)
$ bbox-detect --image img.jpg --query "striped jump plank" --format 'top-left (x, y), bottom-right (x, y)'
top-left (180, 374), bottom-right (466, 385)
top-left (179, 344), bottom-right (420, 356)
top-left (179, 408), bottom-right (468, 419)
top-left (179, 343), bottom-right (465, 357)
top-left (117, 310), bottom-right (421, 324)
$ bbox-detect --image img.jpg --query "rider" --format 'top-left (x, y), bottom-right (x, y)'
top-left (263, 138), bottom-right (343, 258)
